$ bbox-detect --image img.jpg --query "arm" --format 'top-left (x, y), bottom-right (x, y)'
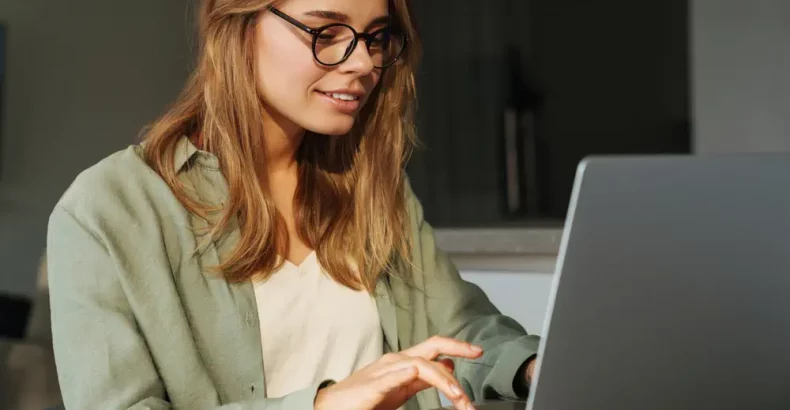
top-left (47, 206), bottom-right (324, 410)
top-left (404, 184), bottom-right (540, 402)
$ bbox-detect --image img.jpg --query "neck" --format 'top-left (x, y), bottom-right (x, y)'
top-left (261, 106), bottom-right (305, 175)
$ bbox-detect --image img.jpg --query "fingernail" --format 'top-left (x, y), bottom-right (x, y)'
top-left (470, 345), bottom-right (482, 353)
top-left (450, 384), bottom-right (462, 397)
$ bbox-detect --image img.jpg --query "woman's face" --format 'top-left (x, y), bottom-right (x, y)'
top-left (255, 0), bottom-right (390, 137)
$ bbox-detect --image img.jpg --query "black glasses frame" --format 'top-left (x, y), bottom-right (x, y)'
top-left (268, 7), bottom-right (408, 69)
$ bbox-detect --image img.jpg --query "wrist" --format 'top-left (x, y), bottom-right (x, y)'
top-left (314, 380), bottom-right (336, 409)
top-left (525, 359), bottom-right (536, 385)
top-left (513, 356), bottom-right (536, 397)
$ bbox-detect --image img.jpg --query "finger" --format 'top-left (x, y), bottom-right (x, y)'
top-left (438, 358), bottom-right (455, 373)
top-left (373, 365), bottom-right (419, 393)
top-left (371, 358), bottom-right (453, 382)
top-left (403, 336), bottom-right (483, 361)
top-left (416, 359), bottom-right (474, 410)
top-left (377, 353), bottom-right (456, 372)
top-left (382, 357), bottom-right (473, 409)
top-left (403, 360), bottom-right (456, 396)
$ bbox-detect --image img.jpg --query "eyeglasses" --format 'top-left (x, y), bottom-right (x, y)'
top-left (268, 7), bottom-right (407, 69)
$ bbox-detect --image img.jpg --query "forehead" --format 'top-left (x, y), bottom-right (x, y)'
top-left (278, 0), bottom-right (390, 20)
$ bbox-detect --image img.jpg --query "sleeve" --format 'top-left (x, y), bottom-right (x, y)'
top-left (404, 184), bottom-right (541, 402)
top-left (47, 205), bottom-right (325, 410)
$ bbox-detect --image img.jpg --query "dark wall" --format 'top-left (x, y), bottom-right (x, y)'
top-left (692, 0), bottom-right (790, 154)
top-left (0, 1), bottom-right (193, 296)
top-left (408, 0), bottom-right (690, 225)
top-left (530, 0), bottom-right (690, 217)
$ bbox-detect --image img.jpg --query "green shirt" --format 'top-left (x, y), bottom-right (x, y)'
top-left (46, 137), bottom-right (540, 410)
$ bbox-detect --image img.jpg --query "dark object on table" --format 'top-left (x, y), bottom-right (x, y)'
top-left (0, 292), bottom-right (32, 339)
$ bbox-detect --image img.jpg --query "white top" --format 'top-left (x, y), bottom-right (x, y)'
top-left (253, 251), bottom-right (384, 398)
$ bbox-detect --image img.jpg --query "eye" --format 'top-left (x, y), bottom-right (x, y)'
top-left (316, 24), bottom-right (354, 44)
top-left (368, 28), bottom-right (392, 49)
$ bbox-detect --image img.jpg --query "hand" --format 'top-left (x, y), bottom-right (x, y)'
top-left (314, 336), bottom-right (483, 410)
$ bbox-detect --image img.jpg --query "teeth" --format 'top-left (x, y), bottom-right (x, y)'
top-left (329, 93), bottom-right (358, 101)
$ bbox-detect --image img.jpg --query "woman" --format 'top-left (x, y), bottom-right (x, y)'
top-left (46, 0), bottom-right (540, 409)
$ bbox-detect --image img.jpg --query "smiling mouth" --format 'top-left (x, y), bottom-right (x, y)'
top-left (320, 92), bottom-right (361, 102)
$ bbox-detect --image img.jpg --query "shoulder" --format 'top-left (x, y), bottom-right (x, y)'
top-left (50, 144), bottom-right (173, 236)
top-left (403, 173), bottom-right (425, 227)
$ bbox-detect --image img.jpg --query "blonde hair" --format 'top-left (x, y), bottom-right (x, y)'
top-left (141, 0), bottom-right (421, 291)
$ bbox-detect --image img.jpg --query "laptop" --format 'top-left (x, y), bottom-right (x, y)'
top-left (444, 154), bottom-right (790, 410)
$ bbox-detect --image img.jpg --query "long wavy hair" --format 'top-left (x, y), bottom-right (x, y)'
top-left (141, 0), bottom-right (421, 291)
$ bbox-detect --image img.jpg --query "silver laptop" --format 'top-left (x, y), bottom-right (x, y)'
top-left (526, 154), bottom-right (790, 410)
top-left (443, 154), bottom-right (790, 410)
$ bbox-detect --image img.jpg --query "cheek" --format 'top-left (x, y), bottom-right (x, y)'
top-left (370, 71), bottom-right (382, 93)
top-left (255, 27), bottom-right (323, 106)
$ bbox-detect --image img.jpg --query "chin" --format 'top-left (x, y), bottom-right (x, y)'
top-left (305, 116), bottom-right (357, 136)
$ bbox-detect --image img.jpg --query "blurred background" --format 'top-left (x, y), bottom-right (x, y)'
top-left (0, 0), bottom-right (788, 408)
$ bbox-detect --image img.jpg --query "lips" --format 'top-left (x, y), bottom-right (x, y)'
top-left (321, 92), bottom-right (360, 102)
top-left (315, 90), bottom-right (364, 114)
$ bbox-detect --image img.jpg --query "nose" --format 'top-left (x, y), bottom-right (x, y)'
top-left (338, 40), bottom-right (375, 76)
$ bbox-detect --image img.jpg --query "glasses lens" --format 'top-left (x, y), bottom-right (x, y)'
top-left (313, 24), bottom-right (357, 65)
top-left (368, 29), bottom-right (406, 68)
top-left (313, 25), bottom-right (407, 67)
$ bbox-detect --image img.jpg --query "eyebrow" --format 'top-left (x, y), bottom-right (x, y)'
top-left (302, 10), bottom-right (391, 29)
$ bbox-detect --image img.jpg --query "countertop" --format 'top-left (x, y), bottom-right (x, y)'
top-left (434, 226), bottom-right (564, 273)
top-left (434, 227), bottom-right (563, 256)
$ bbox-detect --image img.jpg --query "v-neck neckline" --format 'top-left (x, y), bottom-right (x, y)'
top-left (281, 250), bottom-right (317, 270)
